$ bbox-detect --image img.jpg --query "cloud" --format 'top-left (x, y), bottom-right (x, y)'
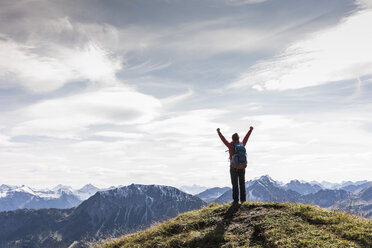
top-left (1, 0), bottom-right (371, 187)
top-left (139, 109), bottom-right (227, 136)
top-left (166, 0), bottom-right (267, 5)
top-left (123, 60), bottom-right (171, 74)
top-left (154, 15), bottom-right (316, 56)
top-left (229, 7), bottom-right (372, 91)
top-left (0, 133), bottom-right (12, 146)
top-left (10, 87), bottom-right (162, 138)
top-left (221, 0), bottom-right (267, 6)
top-left (163, 27), bottom-right (271, 54)
top-left (0, 0), bottom-right (352, 89)
top-left (161, 88), bottom-right (194, 106)
top-left (240, 109), bottom-right (372, 181)
top-left (0, 14), bottom-right (165, 93)
top-left (0, 14), bottom-right (173, 93)
top-left (93, 131), bottom-right (144, 139)
top-left (0, 37), bottom-right (123, 93)
top-left (62, 106), bottom-right (232, 185)
top-left (357, 0), bottom-right (372, 8)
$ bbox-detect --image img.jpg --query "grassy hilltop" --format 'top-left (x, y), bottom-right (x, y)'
top-left (102, 202), bottom-right (371, 248)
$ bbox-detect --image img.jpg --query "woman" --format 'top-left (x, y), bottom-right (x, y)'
top-left (217, 126), bottom-right (254, 203)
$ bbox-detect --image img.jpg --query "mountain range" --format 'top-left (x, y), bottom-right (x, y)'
top-left (2, 177), bottom-right (372, 218)
top-left (335, 185), bottom-right (372, 218)
top-left (3, 177), bottom-right (370, 212)
top-left (284, 179), bottom-right (323, 195)
top-left (195, 187), bottom-right (230, 203)
top-left (0, 177), bottom-right (371, 247)
top-left (0, 184), bottom-right (205, 248)
top-left (213, 175), bottom-right (371, 218)
top-left (178, 184), bottom-right (208, 195)
top-left (0, 184), bottom-right (101, 212)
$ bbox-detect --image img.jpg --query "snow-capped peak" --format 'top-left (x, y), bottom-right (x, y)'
top-left (100, 184), bottom-right (195, 203)
top-left (0, 184), bottom-right (17, 192)
top-left (75, 184), bottom-right (100, 200)
top-left (78, 184), bottom-right (99, 192)
top-left (13, 185), bottom-right (36, 195)
top-left (52, 184), bottom-right (73, 192)
top-left (179, 184), bottom-right (208, 195)
top-left (258, 175), bottom-right (275, 183)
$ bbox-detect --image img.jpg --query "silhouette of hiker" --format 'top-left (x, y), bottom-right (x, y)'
top-left (217, 127), bottom-right (253, 204)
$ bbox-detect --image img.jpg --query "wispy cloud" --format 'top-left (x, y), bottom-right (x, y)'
top-left (10, 87), bottom-right (161, 138)
top-left (161, 88), bottom-right (194, 106)
top-left (221, 0), bottom-right (267, 6)
top-left (0, 38), bottom-right (122, 92)
top-left (93, 131), bottom-right (144, 140)
top-left (123, 60), bottom-right (172, 74)
top-left (229, 6), bottom-right (372, 91)
top-left (241, 109), bottom-right (372, 182)
top-left (357, 0), bottom-right (372, 8)
top-left (0, 133), bottom-right (12, 146)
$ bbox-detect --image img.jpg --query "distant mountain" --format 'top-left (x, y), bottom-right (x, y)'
top-left (284, 180), bottom-right (322, 195)
top-left (360, 186), bottom-right (372, 202)
top-left (213, 176), bottom-right (371, 218)
top-left (215, 175), bottom-right (302, 204)
top-left (335, 186), bottom-right (372, 218)
top-left (340, 181), bottom-right (372, 194)
top-left (179, 184), bottom-right (208, 195)
top-left (245, 175), bottom-right (302, 203)
top-left (246, 176), bottom-right (302, 202)
top-left (0, 184), bottom-right (206, 248)
top-left (195, 187), bottom-right (230, 203)
top-left (318, 181), bottom-right (347, 189)
top-left (0, 185), bottom-right (16, 192)
top-left (52, 184), bottom-right (74, 194)
top-left (75, 184), bottom-right (101, 200)
top-left (318, 180), bottom-right (370, 190)
top-left (302, 189), bottom-right (351, 208)
top-left (50, 184), bottom-right (101, 201)
top-left (0, 184), bottom-right (100, 212)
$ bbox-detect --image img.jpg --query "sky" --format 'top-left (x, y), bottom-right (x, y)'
top-left (0, 0), bottom-right (372, 189)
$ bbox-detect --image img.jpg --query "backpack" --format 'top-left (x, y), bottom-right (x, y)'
top-left (231, 142), bottom-right (247, 169)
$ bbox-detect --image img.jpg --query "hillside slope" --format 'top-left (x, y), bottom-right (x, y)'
top-left (103, 202), bottom-right (372, 248)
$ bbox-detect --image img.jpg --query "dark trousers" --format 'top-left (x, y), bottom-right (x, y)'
top-left (230, 167), bottom-right (246, 202)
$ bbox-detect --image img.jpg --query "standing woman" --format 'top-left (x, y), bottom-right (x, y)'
top-left (217, 126), bottom-right (254, 204)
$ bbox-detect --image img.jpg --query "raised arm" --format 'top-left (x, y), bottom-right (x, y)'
top-left (242, 126), bottom-right (254, 146)
top-left (217, 128), bottom-right (230, 147)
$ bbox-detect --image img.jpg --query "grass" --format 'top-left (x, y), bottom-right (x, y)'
top-left (101, 202), bottom-right (372, 248)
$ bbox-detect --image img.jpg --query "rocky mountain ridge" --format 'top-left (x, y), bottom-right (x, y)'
top-left (195, 187), bottom-right (230, 203)
top-left (212, 175), bottom-right (372, 218)
top-left (0, 184), bottom-right (101, 212)
top-left (0, 184), bottom-right (205, 248)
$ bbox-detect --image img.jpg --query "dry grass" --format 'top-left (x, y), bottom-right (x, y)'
top-left (101, 202), bottom-right (372, 248)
